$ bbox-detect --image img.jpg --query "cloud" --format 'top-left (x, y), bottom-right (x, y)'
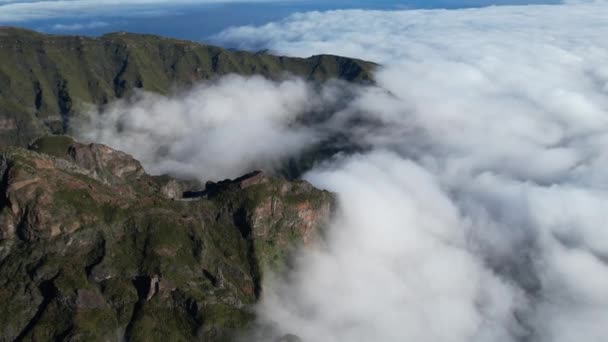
top-left (78, 1), bottom-right (608, 341)
top-left (251, 151), bottom-right (526, 342)
top-left (215, 2), bottom-right (608, 64)
top-left (77, 75), bottom-right (326, 181)
top-left (51, 20), bottom-right (109, 31)
top-left (0, 0), bottom-right (298, 23)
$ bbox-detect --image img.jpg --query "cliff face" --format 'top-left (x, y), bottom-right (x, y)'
top-left (0, 27), bottom-right (375, 147)
top-left (0, 136), bottom-right (334, 341)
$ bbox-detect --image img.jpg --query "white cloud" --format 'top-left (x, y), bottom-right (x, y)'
top-left (51, 20), bottom-right (109, 31)
top-left (77, 75), bottom-right (324, 181)
top-left (216, 2), bottom-right (608, 64)
top-left (252, 152), bottom-right (525, 342)
top-left (78, 1), bottom-right (608, 341)
top-left (0, 0), bottom-right (298, 23)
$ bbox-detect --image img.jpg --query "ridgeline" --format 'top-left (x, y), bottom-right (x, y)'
top-left (0, 27), bottom-right (375, 147)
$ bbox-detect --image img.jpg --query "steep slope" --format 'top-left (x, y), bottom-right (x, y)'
top-left (0, 27), bottom-right (375, 147)
top-left (0, 136), bottom-right (334, 341)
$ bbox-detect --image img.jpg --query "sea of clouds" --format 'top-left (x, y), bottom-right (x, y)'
top-left (78, 1), bottom-right (608, 341)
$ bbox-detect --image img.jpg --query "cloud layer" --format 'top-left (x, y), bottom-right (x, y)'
top-left (220, 2), bottom-right (608, 341)
top-left (79, 1), bottom-right (608, 341)
top-left (216, 1), bottom-right (608, 64)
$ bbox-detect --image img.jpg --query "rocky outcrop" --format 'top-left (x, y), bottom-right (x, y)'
top-left (0, 137), bottom-right (334, 341)
top-left (28, 135), bottom-right (204, 198)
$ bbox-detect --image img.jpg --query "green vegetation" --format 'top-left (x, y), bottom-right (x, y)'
top-left (27, 135), bottom-right (75, 157)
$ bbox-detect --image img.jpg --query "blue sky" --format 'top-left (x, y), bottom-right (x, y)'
top-left (0, 0), bottom-right (562, 42)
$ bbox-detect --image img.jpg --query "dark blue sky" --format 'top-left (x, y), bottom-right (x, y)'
top-left (2, 0), bottom-right (562, 43)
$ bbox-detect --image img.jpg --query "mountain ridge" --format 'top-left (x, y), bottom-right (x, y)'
top-left (0, 27), bottom-right (376, 147)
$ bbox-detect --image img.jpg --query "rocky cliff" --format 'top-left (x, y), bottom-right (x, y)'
top-left (0, 136), bottom-right (334, 341)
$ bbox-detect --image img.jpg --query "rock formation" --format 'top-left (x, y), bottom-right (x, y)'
top-left (0, 136), bottom-right (334, 341)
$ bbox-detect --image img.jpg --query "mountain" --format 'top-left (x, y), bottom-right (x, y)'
top-left (0, 27), bottom-right (375, 147)
top-left (0, 28), bottom-right (365, 340)
top-left (0, 136), bottom-right (334, 341)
